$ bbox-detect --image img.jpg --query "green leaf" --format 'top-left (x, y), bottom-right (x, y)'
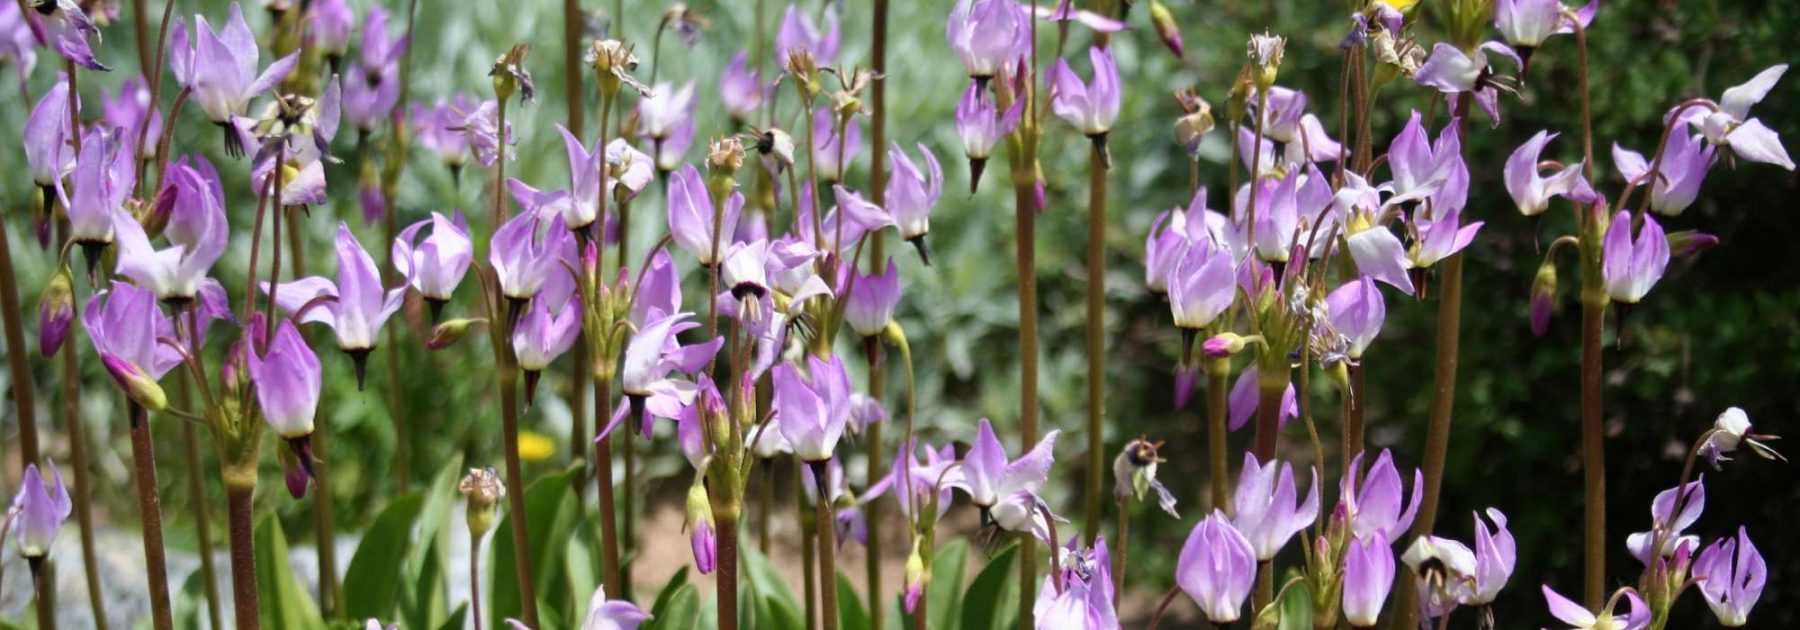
top-left (434, 603), bottom-right (468, 630)
top-left (173, 561), bottom-right (209, 630)
top-left (958, 542), bottom-right (1019, 630)
top-left (647, 582), bottom-right (701, 630)
top-left (648, 567), bottom-right (692, 618)
top-left (487, 463), bottom-right (582, 630)
top-left (402, 454), bottom-right (465, 630)
top-left (837, 572), bottom-right (871, 630)
top-left (928, 539), bottom-right (970, 630)
top-left (255, 514), bottom-right (326, 630)
top-left (741, 542), bottom-right (805, 628)
top-left (342, 493), bottom-right (426, 620)
top-left (1277, 578), bottom-right (1313, 630)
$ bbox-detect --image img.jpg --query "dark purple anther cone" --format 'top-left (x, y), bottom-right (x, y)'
top-left (523, 369), bottom-right (541, 408)
top-left (346, 347), bottom-right (372, 390)
top-left (908, 235), bottom-right (932, 267)
top-left (968, 156), bottom-right (987, 195)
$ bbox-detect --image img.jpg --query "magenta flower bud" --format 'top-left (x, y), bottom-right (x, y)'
top-left (1505, 130), bottom-right (1596, 216)
top-left (247, 320), bottom-right (323, 439)
top-left (1530, 260), bottom-right (1558, 336)
top-left (773, 355), bottom-right (855, 462)
top-left (37, 267), bottom-right (74, 358)
top-left (945, 0), bottom-right (1026, 80)
top-left (720, 51), bottom-right (765, 122)
top-left (1176, 511), bottom-right (1256, 624)
top-left (666, 164), bottom-right (744, 266)
top-left (1601, 211), bottom-right (1670, 304)
top-left (1695, 527), bottom-right (1765, 627)
top-left (1665, 229), bottom-right (1720, 258)
top-left (10, 462), bottom-right (73, 559)
top-left (103, 352), bottom-right (169, 411)
top-left (685, 482), bottom-right (717, 574)
top-left (844, 258), bottom-right (901, 337)
top-left (1149, 0), bottom-right (1184, 58)
top-left (426, 318), bottom-right (480, 351)
top-left (1341, 531), bottom-right (1394, 627)
top-left (1201, 333), bottom-right (1245, 359)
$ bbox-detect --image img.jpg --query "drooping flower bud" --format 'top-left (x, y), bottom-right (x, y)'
top-left (1665, 229), bottom-right (1720, 258)
top-left (1202, 332), bottom-right (1251, 359)
top-left (685, 481), bottom-right (717, 574)
top-left (427, 318), bottom-right (484, 350)
top-left (1530, 259), bottom-right (1557, 336)
top-left (458, 467), bottom-right (505, 537)
top-left (1149, 0), bottom-right (1184, 58)
top-left (37, 266), bottom-right (75, 358)
top-left (103, 353), bottom-right (169, 412)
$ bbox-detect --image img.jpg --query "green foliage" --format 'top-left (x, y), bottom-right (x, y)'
top-left (740, 542), bottom-right (806, 629)
top-left (958, 542), bottom-right (1021, 630)
top-left (255, 515), bottom-right (325, 630)
top-left (836, 572), bottom-right (871, 630)
top-left (487, 463), bottom-right (583, 629)
top-left (927, 540), bottom-right (970, 630)
top-left (342, 493), bottom-right (425, 620)
top-left (646, 567), bottom-right (698, 630)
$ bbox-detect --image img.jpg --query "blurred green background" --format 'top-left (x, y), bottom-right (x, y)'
top-left (1, 0), bottom-right (1794, 627)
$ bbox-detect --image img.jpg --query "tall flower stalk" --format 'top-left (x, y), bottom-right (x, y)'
top-left (864, 2), bottom-right (891, 628)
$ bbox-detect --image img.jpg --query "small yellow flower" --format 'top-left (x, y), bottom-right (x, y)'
top-left (518, 430), bottom-right (555, 462)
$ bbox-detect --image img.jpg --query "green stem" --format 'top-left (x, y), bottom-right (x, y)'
top-left (801, 468), bottom-right (819, 630)
top-left (1084, 138), bottom-right (1107, 545)
top-left (129, 402), bottom-right (176, 630)
top-left (1206, 361), bottom-right (1231, 515)
top-left (866, 3), bottom-right (890, 625)
top-left (1580, 298), bottom-right (1606, 607)
top-left (1343, 361), bottom-right (1365, 477)
top-left (1254, 559), bottom-right (1274, 614)
top-left (594, 378), bottom-right (622, 591)
top-left (814, 462), bottom-right (841, 630)
top-left (498, 363), bottom-right (538, 627)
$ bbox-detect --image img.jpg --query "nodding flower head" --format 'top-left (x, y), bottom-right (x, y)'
top-left (1504, 130), bottom-right (1595, 217)
top-left (945, 0), bottom-right (1026, 81)
top-left (1176, 512), bottom-right (1256, 624)
top-left (1600, 210), bottom-right (1670, 304)
top-left (1678, 64), bottom-right (1793, 171)
top-left (1699, 406), bottom-right (1786, 467)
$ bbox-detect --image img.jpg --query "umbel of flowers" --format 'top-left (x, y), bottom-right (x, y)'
top-left (0, 0), bottom-right (1786, 629)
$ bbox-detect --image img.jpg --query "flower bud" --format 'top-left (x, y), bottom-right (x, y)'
top-left (1247, 32), bottom-right (1286, 89)
top-left (685, 482), bottom-right (718, 574)
top-left (459, 467), bottom-right (505, 536)
top-left (38, 267), bottom-right (74, 358)
top-left (1203, 332), bottom-right (1249, 359)
top-left (103, 354), bottom-right (168, 412)
top-left (1530, 260), bottom-right (1557, 337)
top-left (708, 136), bottom-right (746, 174)
top-left (1665, 229), bottom-right (1720, 258)
top-left (1150, 0), bottom-right (1184, 58)
top-left (427, 318), bottom-right (484, 350)
top-left (903, 540), bottom-right (929, 613)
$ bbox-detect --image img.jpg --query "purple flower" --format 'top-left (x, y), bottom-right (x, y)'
top-left (1625, 478), bottom-right (1704, 565)
top-left (247, 320), bottom-right (322, 438)
top-left (819, 185), bottom-right (895, 253)
top-left (355, 6), bottom-right (407, 73)
top-left (1600, 211), bottom-right (1669, 304)
top-left (666, 164), bottom-right (744, 266)
top-left (776, 3), bottom-right (839, 68)
top-left (1, 4), bottom-right (39, 84)
top-left (1695, 527), bottom-right (1765, 627)
top-left (1408, 207), bottom-right (1483, 269)
top-left (1680, 65), bottom-right (1793, 171)
top-left (1341, 531), bottom-right (1394, 628)
top-left (654, 116), bottom-right (696, 173)
top-left (578, 586), bottom-right (650, 630)
top-left (1168, 240), bottom-right (1235, 330)
top-left (845, 258), bottom-right (901, 337)
top-left (512, 289), bottom-right (582, 374)
top-left (1032, 536), bottom-right (1117, 630)
top-left (620, 312), bottom-right (720, 422)
top-left (1542, 585), bottom-right (1649, 630)
top-left (1030, 0), bottom-right (1127, 33)
top-left (393, 211), bottom-right (473, 305)
top-left (957, 417), bottom-right (1057, 510)
top-left (1414, 42), bottom-right (1521, 124)
top-left (773, 355), bottom-right (854, 461)
top-left (556, 124), bottom-right (609, 230)
top-left (169, 3), bottom-right (301, 129)
top-left (1466, 509), bottom-right (1517, 605)
top-left (720, 239), bottom-right (772, 299)
top-left (1495, 0), bottom-right (1599, 50)
top-left (454, 99), bottom-right (514, 167)
top-left (606, 139), bottom-right (657, 201)
top-left (1325, 276), bottom-right (1385, 359)
top-left (955, 81), bottom-right (1023, 164)
top-left (268, 224), bottom-right (406, 356)
top-left (812, 107), bottom-right (862, 180)
top-left (84, 280), bottom-right (183, 401)
top-left (490, 212), bottom-right (575, 301)
top-left (640, 80), bottom-right (697, 143)
top-left (33, 0), bottom-right (105, 70)
top-left (945, 0), bottom-right (1027, 80)
top-left (631, 250), bottom-right (683, 327)
top-left (1385, 110), bottom-right (1467, 206)
top-left (1338, 449), bottom-right (1423, 542)
top-left (720, 51), bottom-right (765, 122)
top-left (1227, 365), bottom-right (1297, 431)
top-left (877, 439), bottom-right (959, 523)
top-left (114, 159), bottom-right (228, 301)
top-left (343, 63), bottom-right (401, 135)
top-left (1251, 86), bottom-right (1343, 164)
top-left (1505, 130), bottom-right (1593, 216)
top-left (1048, 46), bottom-right (1121, 137)
top-left (304, 0), bottom-right (355, 61)
top-left (1230, 453), bottom-right (1319, 560)
top-left (102, 77), bottom-right (162, 160)
top-left (24, 75), bottom-right (75, 190)
top-left (10, 462), bottom-right (72, 558)
top-left (1176, 511), bottom-right (1256, 624)
top-left (415, 95), bottom-right (474, 171)
top-left (65, 128), bottom-right (136, 248)
top-left (1612, 130), bottom-right (1714, 216)
top-left (887, 142), bottom-right (943, 248)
